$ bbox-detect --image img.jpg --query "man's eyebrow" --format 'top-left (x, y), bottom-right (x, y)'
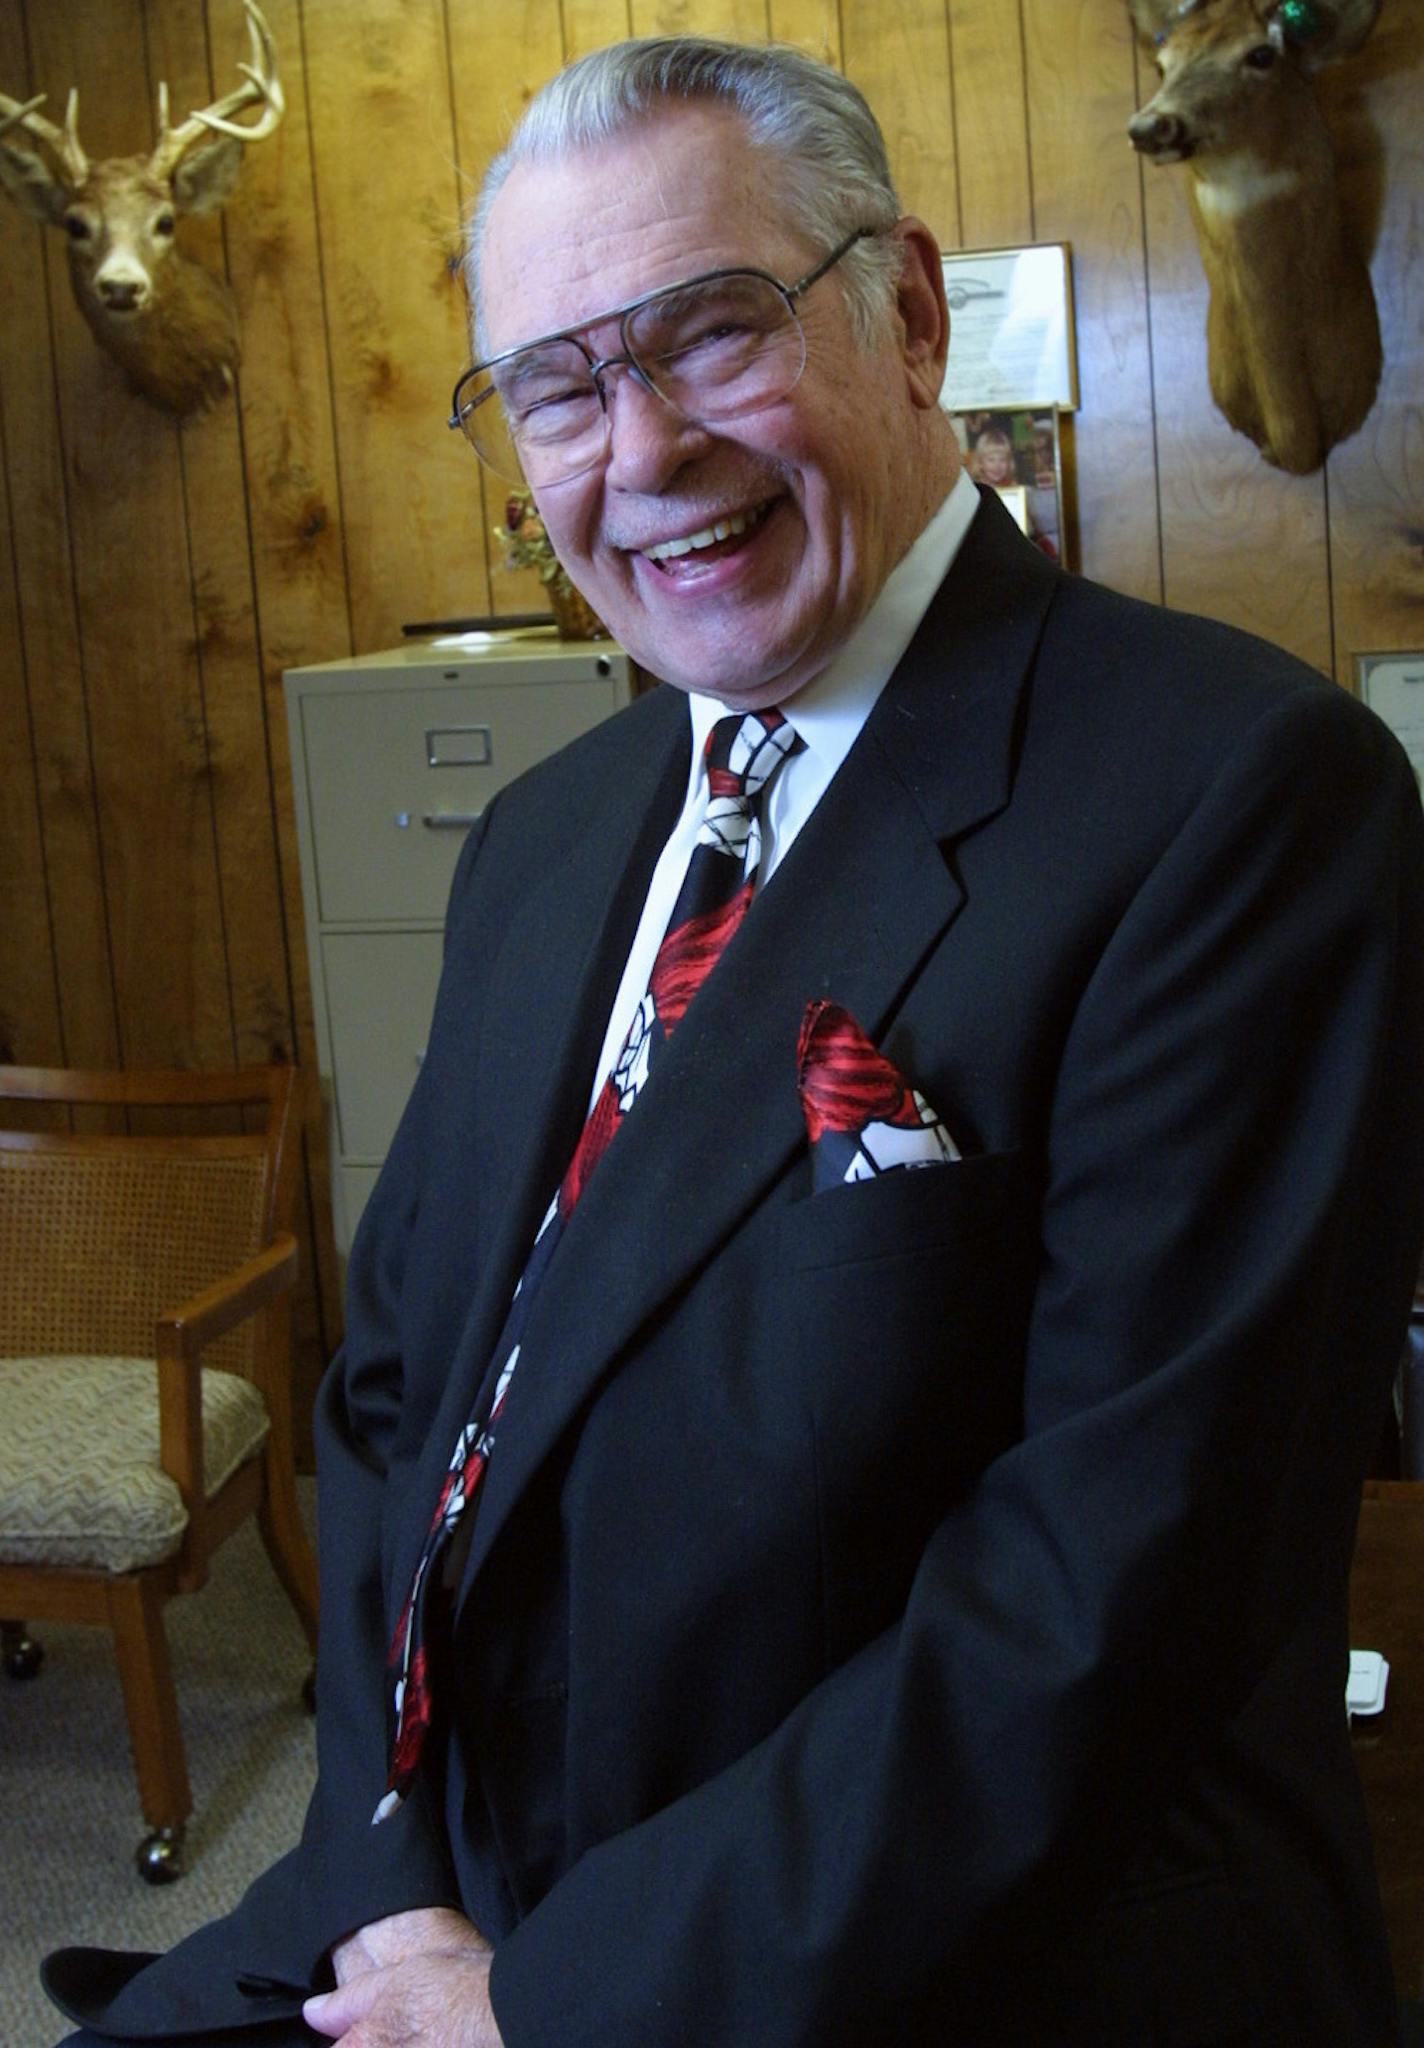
top-left (640, 278), bottom-right (722, 322)
top-left (484, 313), bottom-right (606, 371)
top-left (497, 342), bottom-right (583, 385)
top-left (493, 339), bottom-right (585, 391)
top-left (481, 266), bottom-right (764, 370)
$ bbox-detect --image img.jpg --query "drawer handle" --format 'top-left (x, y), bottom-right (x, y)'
top-left (421, 811), bottom-right (482, 830)
top-left (427, 725), bottom-right (492, 767)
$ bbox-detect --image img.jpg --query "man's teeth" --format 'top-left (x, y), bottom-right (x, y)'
top-left (644, 504), bottom-right (765, 562)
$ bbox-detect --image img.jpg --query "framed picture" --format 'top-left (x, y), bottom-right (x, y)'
top-left (948, 406), bottom-right (1065, 565)
top-left (1357, 650), bottom-right (1424, 791)
top-left (940, 242), bottom-right (1078, 412)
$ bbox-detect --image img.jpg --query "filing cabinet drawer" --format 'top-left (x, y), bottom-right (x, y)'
top-left (298, 675), bottom-right (624, 922)
top-left (321, 929), bottom-right (444, 1159)
top-left (285, 637), bottom-right (633, 1255)
top-left (339, 1165), bottom-right (383, 1249)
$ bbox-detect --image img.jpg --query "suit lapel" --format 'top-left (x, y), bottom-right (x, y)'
top-left (456, 694), bottom-right (690, 1366)
top-left (457, 492), bottom-right (1059, 1595)
top-left (379, 703), bottom-right (691, 1626)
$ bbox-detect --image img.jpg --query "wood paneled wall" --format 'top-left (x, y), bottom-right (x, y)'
top-left (2, 0), bottom-right (1420, 1433)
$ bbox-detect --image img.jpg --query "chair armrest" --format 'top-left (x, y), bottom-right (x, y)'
top-left (155, 1234), bottom-right (299, 1532)
top-left (156, 1232), bottom-right (299, 1363)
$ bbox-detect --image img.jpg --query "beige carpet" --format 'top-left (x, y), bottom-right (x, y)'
top-left (0, 1482), bottom-right (318, 2048)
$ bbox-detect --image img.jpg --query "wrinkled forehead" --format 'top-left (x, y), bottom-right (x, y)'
top-left (476, 104), bottom-right (804, 357)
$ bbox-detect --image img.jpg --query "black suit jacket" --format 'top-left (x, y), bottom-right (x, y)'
top-left (47, 494), bottom-right (1424, 2046)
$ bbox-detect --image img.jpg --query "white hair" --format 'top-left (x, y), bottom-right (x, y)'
top-left (467, 37), bottom-right (904, 354)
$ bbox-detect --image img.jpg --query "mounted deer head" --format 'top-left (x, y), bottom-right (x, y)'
top-left (1127, 0), bottom-right (1382, 474)
top-left (0, 0), bottom-right (283, 416)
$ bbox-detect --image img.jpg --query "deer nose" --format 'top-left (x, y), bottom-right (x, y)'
top-left (98, 276), bottom-right (145, 313)
top-left (1128, 109), bottom-right (1188, 156)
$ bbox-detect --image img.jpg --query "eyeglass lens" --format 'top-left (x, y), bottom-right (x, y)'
top-left (456, 271), bottom-right (807, 487)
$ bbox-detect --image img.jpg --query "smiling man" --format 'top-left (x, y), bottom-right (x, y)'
top-left (468, 95), bottom-right (956, 709)
top-left (46, 35), bottom-right (1424, 2048)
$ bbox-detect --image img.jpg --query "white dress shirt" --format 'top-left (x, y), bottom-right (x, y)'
top-left (587, 468), bottom-right (981, 1109)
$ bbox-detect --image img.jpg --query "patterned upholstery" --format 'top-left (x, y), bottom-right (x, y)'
top-left (0, 1355), bottom-right (269, 1573)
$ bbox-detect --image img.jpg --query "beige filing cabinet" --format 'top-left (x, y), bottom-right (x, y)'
top-left (285, 635), bottom-right (634, 1255)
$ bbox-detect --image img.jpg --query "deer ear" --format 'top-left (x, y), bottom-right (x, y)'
top-left (172, 132), bottom-right (244, 216)
top-left (0, 141), bottom-right (70, 225)
top-left (1276, 0), bottom-right (1381, 66)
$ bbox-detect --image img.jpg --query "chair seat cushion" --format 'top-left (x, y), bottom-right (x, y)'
top-left (0, 1355), bottom-right (270, 1573)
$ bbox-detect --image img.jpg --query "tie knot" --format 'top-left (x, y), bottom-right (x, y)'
top-left (705, 708), bottom-right (800, 805)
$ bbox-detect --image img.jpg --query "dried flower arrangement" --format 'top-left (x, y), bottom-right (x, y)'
top-left (493, 488), bottom-right (609, 640)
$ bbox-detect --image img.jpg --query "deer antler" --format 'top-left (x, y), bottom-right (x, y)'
top-left (0, 86), bottom-right (89, 186)
top-left (148, 0), bottom-right (283, 178)
top-left (1131, 0), bottom-right (1215, 41)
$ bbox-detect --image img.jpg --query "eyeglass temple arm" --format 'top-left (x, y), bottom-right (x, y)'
top-left (787, 224), bottom-right (882, 306)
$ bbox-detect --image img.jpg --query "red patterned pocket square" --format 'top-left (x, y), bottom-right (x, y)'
top-left (797, 999), bottom-right (961, 1193)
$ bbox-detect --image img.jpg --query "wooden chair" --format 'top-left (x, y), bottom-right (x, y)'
top-left (0, 1065), bottom-right (319, 1880)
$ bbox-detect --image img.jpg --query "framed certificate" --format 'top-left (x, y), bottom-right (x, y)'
top-left (940, 243), bottom-right (1078, 412)
top-left (1357, 650), bottom-right (1424, 790)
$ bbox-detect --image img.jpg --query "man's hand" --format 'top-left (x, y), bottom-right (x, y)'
top-left (329, 1907), bottom-right (492, 1985)
top-left (305, 1908), bottom-right (504, 2045)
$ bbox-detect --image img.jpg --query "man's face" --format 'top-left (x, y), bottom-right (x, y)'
top-left (478, 105), bottom-right (945, 709)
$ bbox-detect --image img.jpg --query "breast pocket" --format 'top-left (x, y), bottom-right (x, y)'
top-left (779, 1144), bottom-right (1033, 1273)
top-left (775, 1149), bottom-right (1042, 1662)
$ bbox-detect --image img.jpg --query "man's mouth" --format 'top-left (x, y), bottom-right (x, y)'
top-left (640, 499), bottom-right (774, 570)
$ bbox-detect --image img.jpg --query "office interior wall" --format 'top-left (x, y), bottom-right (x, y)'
top-left (1, 0), bottom-right (1419, 1434)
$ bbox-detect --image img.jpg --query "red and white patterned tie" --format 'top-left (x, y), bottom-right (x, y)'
top-left (375, 707), bottom-right (801, 1821)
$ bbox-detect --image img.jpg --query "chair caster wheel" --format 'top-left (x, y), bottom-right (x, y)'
top-left (136, 1826), bottom-right (186, 1884)
top-left (1, 1623), bottom-right (43, 1680)
top-left (302, 1665), bottom-right (316, 1715)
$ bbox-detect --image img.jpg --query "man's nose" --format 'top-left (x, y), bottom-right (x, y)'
top-left (599, 360), bottom-right (714, 490)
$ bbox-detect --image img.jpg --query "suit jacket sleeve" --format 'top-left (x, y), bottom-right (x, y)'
top-left (275, 812), bottom-right (511, 1971)
top-left (40, 802), bottom-right (507, 2041)
top-left (485, 679), bottom-right (1424, 2042)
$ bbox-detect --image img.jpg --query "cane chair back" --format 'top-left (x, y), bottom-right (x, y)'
top-left (0, 1144), bottom-right (270, 1374)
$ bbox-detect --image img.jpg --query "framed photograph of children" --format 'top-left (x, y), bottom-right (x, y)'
top-left (940, 243), bottom-right (1078, 412)
top-left (949, 407), bottom-right (1065, 566)
top-left (1356, 650), bottom-right (1424, 791)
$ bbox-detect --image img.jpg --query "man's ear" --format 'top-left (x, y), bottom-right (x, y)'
top-left (891, 217), bottom-right (950, 411)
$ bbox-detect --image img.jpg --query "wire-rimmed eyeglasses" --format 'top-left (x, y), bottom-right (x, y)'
top-left (449, 225), bottom-right (881, 490)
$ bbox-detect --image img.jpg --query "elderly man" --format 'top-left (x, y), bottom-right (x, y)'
top-left (47, 34), bottom-right (1423, 2048)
